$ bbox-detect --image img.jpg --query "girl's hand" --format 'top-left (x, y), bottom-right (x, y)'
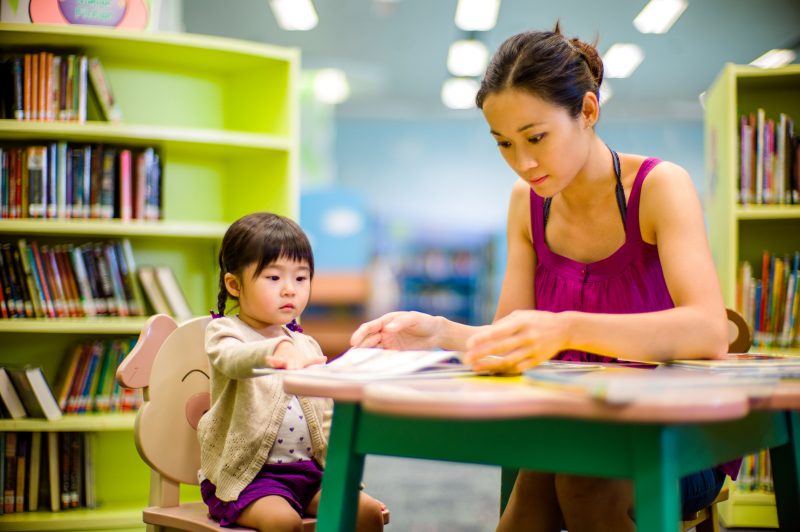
top-left (464, 310), bottom-right (571, 374)
top-left (350, 311), bottom-right (442, 350)
top-left (266, 341), bottom-right (327, 370)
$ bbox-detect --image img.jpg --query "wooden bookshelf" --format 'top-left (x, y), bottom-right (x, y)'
top-left (0, 22), bottom-right (299, 531)
top-left (705, 63), bottom-right (800, 529)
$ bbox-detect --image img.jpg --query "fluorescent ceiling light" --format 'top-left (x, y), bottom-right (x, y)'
top-left (441, 78), bottom-right (480, 109)
top-left (599, 82), bottom-right (613, 106)
top-left (603, 43), bottom-right (644, 78)
top-left (750, 49), bottom-right (797, 69)
top-left (447, 39), bottom-right (489, 77)
top-left (455, 0), bottom-right (500, 31)
top-left (313, 69), bottom-right (350, 104)
top-left (270, 0), bottom-right (318, 31)
top-left (633, 0), bottom-right (688, 34)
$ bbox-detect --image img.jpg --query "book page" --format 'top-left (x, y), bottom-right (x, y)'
top-left (255, 347), bottom-right (473, 381)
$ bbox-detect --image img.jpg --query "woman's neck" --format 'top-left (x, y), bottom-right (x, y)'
top-left (559, 137), bottom-right (617, 209)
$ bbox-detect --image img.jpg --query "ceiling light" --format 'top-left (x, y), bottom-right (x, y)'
top-left (270, 0), bottom-right (318, 31)
top-left (602, 43), bottom-right (644, 78)
top-left (633, 0), bottom-right (688, 34)
top-left (750, 49), bottom-right (797, 69)
top-left (447, 40), bottom-right (489, 77)
top-left (441, 78), bottom-right (480, 109)
top-left (455, 0), bottom-right (500, 31)
top-left (313, 69), bottom-right (350, 104)
top-left (599, 82), bottom-right (613, 106)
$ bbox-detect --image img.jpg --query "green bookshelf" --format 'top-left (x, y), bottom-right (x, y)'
top-left (705, 63), bottom-right (800, 529)
top-left (0, 22), bottom-right (299, 531)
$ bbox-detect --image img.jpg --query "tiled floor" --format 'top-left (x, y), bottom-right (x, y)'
top-left (362, 456), bottom-right (774, 532)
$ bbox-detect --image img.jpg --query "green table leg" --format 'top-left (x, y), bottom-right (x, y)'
top-left (317, 402), bottom-right (366, 532)
top-left (632, 426), bottom-right (680, 532)
top-left (500, 467), bottom-right (518, 514)
top-left (771, 411), bottom-right (800, 530)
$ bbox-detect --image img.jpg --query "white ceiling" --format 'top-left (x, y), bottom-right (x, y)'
top-left (184, 0), bottom-right (800, 122)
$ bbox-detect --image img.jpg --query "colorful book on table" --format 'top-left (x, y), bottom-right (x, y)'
top-left (523, 362), bottom-right (777, 404)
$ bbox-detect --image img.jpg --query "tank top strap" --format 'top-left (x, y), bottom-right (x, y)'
top-left (625, 157), bottom-right (662, 243)
top-left (529, 189), bottom-right (547, 256)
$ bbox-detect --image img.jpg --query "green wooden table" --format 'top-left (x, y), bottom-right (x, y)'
top-left (283, 377), bottom-right (800, 532)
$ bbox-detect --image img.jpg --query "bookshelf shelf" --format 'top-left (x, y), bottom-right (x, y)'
top-left (0, 219), bottom-right (227, 239)
top-left (705, 63), bottom-right (800, 529)
top-left (0, 504), bottom-right (142, 531)
top-left (0, 317), bottom-right (147, 334)
top-left (0, 23), bottom-right (298, 529)
top-left (0, 412), bottom-right (136, 432)
top-left (717, 486), bottom-right (778, 529)
top-left (735, 205), bottom-right (800, 220)
top-left (0, 120), bottom-right (292, 157)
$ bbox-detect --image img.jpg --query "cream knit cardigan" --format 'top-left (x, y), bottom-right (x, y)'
top-left (197, 316), bottom-right (332, 501)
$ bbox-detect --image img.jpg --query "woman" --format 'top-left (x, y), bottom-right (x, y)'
top-left (351, 25), bottom-right (731, 532)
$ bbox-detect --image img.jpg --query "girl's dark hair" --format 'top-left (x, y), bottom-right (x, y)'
top-left (475, 22), bottom-right (603, 118)
top-left (216, 212), bottom-right (314, 316)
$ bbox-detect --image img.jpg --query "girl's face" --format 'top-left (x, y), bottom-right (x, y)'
top-left (481, 89), bottom-right (593, 197)
top-left (226, 256), bottom-right (311, 330)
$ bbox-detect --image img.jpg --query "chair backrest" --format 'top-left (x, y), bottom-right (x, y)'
top-left (117, 314), bottom-right (212, 506)
top-left (726, 308), bottom-right (752, 353)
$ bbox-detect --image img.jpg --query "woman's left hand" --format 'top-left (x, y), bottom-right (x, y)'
top-left (464, 310), bottom-right (571, 374)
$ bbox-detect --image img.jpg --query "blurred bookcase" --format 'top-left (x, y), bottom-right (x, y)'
top-left (397, 236), bottom-right (495, 326)
top-left (0, 22), bottom-right (298, 530)
top-left (705, 63), bottom-right (800, 529)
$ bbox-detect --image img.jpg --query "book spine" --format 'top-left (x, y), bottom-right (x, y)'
top-left (30, 53), bottom-right (38, 121)
top-left (4, 432), bottom-right (16, 513)
top-left (56, 142), bottom-right (68, 218)
top-left (28, 241), bottom-right (56, 318)
top-left (77, 56), bottom-right (88, 124)
top-left (69, 246), bottom-right (97, 317)
top-left (118, 149), bottom-right (132, 221)
top-left (99, 149), bottom-right (116, 219)
top-left (12, 57), bottom-right (23, 121)
top-left (46, 143), bottom-right (57, 218)
top-left (27, 146), bottom-right (46, 218)
top-left (10, 245), bottom-right (35, 318)
top-left (104, 244), bottom-right (128, 317)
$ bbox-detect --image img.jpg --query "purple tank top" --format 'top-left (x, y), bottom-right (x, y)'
top-left (530, 158), bottom-right (742, 480)
top-left (531, 158), bottom-right (673, 362)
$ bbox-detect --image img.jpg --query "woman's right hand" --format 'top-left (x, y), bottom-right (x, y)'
top-left (350, 311), bottom-right (442, 350)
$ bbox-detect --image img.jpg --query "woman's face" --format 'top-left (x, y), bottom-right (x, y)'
top-left (481, 89), bottom-right (592, 197)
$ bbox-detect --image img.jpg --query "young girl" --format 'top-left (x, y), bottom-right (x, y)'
top-left (197, 212), bottom-right (384, 532)
top-left (351, 25), bottom-right (731, 532)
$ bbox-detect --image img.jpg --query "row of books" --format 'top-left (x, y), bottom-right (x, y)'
top-left (736, 250), bottom-right (800, 348)
top-left (0, 238), bottom-right (144, 319)
top-left (738, 110), bottom-right (799, 205)
top-left (54, 338), bottom-right (143, 415)
top-left (1, 432), bottom-right (94, 515)
top-left (735, 449), bottom-right (773, 493)
top-left (0, 52), bottom-right (120, 123)
top-left (0, 143), bottom-right (162, 221)
top-left (0, 338), bottom-right (143, 421)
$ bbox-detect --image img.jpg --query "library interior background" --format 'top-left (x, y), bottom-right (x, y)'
top-left (1, 0), bottom-right (800, 530)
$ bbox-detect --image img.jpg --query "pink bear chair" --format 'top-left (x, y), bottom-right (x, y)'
top-left (117, 314), bottom-right (319, 531)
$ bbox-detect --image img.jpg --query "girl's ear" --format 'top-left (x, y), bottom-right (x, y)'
top-left (224, 272), bottom-right (241, 298)
top-left (581, 91), bottom-right (600, 129)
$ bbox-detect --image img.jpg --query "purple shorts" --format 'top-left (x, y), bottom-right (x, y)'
top-left (200, 460), bottom-right (323, 527)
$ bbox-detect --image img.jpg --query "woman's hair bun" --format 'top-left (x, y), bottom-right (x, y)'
top-left (569, 38), bottom-right (604, 90)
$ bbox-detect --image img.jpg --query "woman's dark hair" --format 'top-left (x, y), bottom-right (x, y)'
top-left (475, 22), bottom-right (603, 118)
top-left (216, 212), bottom-right (314, 316)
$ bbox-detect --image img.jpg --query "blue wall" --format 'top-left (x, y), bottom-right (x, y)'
top-left (335, 116), bottom-right (707, 236)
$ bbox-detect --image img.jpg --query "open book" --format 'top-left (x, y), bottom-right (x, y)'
top-left (669, 353), bottom-right (800, 377)
top-left (255, 347), bottom-right (476, 381)
top-left (523, 363), bottom-right (777, 404)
